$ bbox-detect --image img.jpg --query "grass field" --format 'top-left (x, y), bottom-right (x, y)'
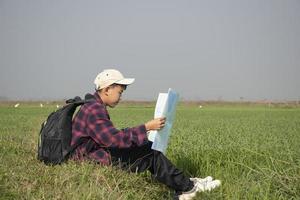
top-left (0, 102), bottom-right (300, 199)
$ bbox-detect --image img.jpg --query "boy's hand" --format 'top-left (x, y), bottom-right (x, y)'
top-left (145, 117), bottom-right (166, 131)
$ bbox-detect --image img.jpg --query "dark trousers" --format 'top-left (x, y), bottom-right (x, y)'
top-left (107, 142), bottom-right (194, 192)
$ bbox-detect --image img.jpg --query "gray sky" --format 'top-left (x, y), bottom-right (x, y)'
top-left (1, 0), bottom-right (299, 101)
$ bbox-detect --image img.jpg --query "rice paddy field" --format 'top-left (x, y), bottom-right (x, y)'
top-left (0, 102), bottom-right (300, 199)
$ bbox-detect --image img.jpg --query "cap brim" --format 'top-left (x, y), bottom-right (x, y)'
top-left (115, 78), bottom-right (135, 85)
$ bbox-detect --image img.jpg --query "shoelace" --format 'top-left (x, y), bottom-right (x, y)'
top-left (195, 179), bottom-right (221, 192)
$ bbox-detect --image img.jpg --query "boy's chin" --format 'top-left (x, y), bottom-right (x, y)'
top-left (108, 103), bottom-right (118, 108)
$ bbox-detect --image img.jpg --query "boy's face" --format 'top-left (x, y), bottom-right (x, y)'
top-left (105, 85), bottom-right (124, 108)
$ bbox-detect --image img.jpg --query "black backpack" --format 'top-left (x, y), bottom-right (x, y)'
top-left (37, 94), bottom-right (94, 165)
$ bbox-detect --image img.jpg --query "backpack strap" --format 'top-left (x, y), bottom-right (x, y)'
top-left (65, 96), bottom-right (84, 104)
top-left (65, 93), bottom-right (96, 159)
top-left (66, 93), bottom-right (96, 105)
top-left (84, 93), bottom-right (95, 101)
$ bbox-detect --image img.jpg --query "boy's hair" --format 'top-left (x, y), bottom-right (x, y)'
top-left (97, 83), bottom-right (127, 92)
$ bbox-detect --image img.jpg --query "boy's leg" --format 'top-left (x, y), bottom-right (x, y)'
top-left (107, 142), bottom-right (194, 192)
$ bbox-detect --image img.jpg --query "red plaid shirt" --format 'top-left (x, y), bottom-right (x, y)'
top-left (71, 92), bottom-right (148, 165)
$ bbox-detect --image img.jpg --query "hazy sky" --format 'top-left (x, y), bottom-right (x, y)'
top-left (1, 0), bottom-right (299, 101)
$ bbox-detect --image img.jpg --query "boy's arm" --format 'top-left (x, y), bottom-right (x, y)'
top-left (85, 103), bottom-right (165, 148)
top-left (87, 114), bottom-right (148, 148)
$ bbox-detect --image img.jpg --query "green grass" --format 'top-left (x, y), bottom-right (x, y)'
top-left (0, 104), bottom-right (300, 199)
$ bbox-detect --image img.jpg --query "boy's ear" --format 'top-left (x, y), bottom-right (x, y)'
top-left (103, 87), bottom-right (110, 95)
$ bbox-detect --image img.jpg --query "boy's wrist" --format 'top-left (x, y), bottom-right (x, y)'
top-left (145, 123), bottom-right (150, 131)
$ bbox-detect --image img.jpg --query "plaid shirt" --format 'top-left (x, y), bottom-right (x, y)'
top-left (71, 92), bottom-right (148, 165)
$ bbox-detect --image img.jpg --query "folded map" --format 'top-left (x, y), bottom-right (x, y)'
top-left (148, 88), bottom-right (179, 154)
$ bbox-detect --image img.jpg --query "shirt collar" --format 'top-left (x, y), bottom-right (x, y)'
top-left (94, 91), bottom-right (110, 119)
top-left (94, 91), bottom-right (104, 105)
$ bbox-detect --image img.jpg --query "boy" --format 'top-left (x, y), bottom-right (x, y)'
top-left (71, 69), bottom-right (221, 200)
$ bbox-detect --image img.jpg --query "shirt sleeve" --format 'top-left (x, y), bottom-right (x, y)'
top-left (86, 105), bottom-right (148, 148)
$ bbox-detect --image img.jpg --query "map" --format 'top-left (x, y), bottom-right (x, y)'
top-left (148, 88), bottom-right (179, 154)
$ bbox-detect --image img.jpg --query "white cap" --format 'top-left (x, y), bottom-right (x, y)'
top-left (94, 69), bottom-right (135, 90)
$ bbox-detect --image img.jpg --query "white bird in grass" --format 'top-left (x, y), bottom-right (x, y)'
top-left (14, 103), bottom-right (20, 108)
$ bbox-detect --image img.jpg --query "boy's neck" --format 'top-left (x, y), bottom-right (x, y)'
top-left (98, 91), bottom-right (107, 106)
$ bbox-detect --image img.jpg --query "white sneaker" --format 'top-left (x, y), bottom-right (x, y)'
top-left (178, 176), bottom-right (221, 200)
top-left (190, 176), bottom-right (213, 183)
